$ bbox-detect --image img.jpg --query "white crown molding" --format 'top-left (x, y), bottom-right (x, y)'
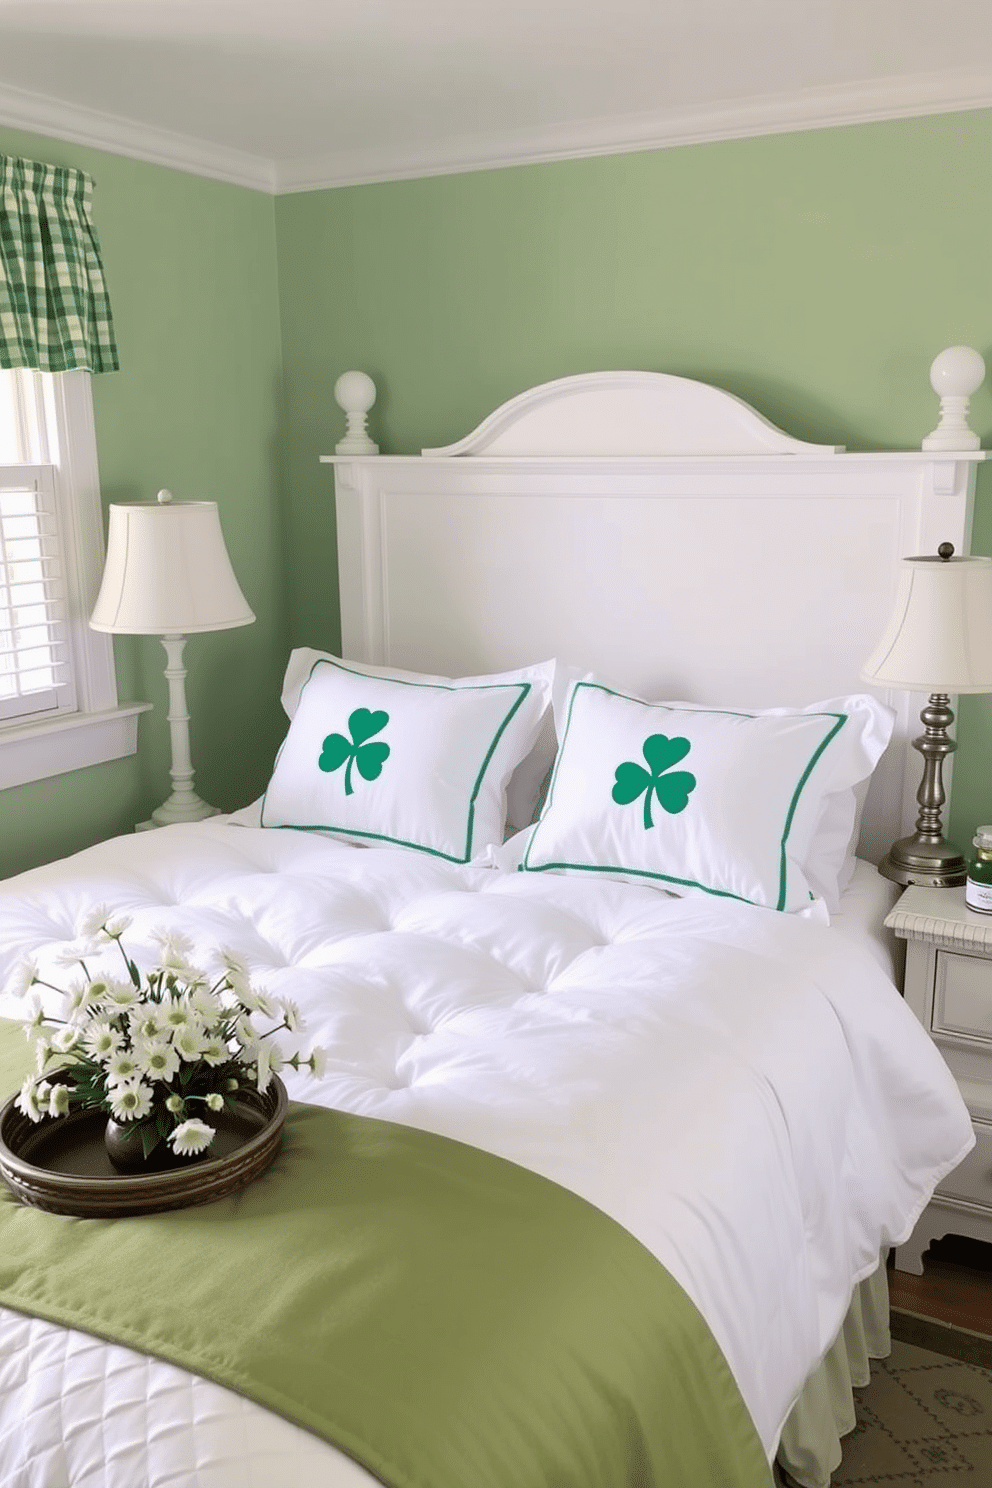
top-left (1, 68), bottom-right (991, 198)
top-left (0, 81), bottom-right (276, 193)
top-left (276, 67), bottom-right (992, 194)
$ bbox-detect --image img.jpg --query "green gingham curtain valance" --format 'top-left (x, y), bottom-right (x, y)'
top-left (0, 154), bottom-right (119, 374)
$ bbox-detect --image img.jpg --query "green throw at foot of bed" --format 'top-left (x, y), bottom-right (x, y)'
top-left (0, 1018), bottom-right (772, 1488)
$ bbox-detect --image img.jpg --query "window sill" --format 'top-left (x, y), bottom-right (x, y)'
top-left (0, 704), bottom-right (152, 790)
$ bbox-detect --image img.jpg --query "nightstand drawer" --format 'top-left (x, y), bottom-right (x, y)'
top-left (937, 1120), bottom-right (992, 1207)
top-left (933, 949), bottom-right (992, 1043)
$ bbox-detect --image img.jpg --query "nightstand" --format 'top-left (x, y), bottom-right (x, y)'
top-left (885, 884), bottom-right (992, 1274)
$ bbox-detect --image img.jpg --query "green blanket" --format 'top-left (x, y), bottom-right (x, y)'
top-left (0, 1019), bottom-right (772, 1487)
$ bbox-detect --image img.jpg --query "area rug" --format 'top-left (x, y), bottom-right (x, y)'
top-left (826, 1311), bottom-right (992, 1486)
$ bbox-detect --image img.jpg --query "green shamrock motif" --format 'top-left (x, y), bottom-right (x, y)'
top-left (319, 708), bottom-right (390, 795)
top-left (612, 734), bottom-right (696, 828)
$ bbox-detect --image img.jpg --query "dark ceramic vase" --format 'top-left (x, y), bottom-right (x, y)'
top-left (103, 1117), bottom-right (205, 1173)
top-left (103, 1116), bottom-right (175, 1173)
top-left (104, 1116), bottom-right (157, 1172)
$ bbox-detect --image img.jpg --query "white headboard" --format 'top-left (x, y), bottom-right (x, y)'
top-left (322, 366), bottom-right (987, 866)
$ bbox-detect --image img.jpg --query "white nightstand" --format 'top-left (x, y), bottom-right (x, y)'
top-left (885, 884), bottom-right (992, 1274)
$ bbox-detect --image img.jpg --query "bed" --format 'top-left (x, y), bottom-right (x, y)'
top-left (0, 362), bottom-right (981, 1488)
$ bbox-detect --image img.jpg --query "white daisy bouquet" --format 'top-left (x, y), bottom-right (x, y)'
top-left (13, 908), bottom-right (324, 1163)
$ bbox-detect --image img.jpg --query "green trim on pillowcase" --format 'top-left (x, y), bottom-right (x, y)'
top-left (261, 658), bottom-right (532, 864)
top-left (521, 683), bottom-right (849, 911)
top-left (774, 709), bottom-right (847, 911)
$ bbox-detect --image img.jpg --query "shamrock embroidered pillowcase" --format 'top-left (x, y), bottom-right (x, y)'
top-left (261, 654), bottom-right (554, 862)
top-left (518, 681), bottom-right (893, 912)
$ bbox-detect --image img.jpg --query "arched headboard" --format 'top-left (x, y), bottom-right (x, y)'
top-left (323, 363), bottom-right (987, 865)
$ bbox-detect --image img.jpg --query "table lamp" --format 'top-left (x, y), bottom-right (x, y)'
top-left (90, 489), bottom-right (255, 827)
top-left (861, 543), bottom-right (992, 886)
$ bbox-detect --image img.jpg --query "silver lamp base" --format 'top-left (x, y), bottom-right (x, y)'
top-left (877, 691), bottom-right (967, 888)
top-left (877, 833), bottom-right (968, 888)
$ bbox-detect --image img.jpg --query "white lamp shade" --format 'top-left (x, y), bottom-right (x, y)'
top-left (861, 553), bottom-right (992, 693)
top-left (90, 500), bottom-right (255, 635)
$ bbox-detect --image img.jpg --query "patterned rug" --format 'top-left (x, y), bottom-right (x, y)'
top-left (807, 1312), bottom-right (992, 1486)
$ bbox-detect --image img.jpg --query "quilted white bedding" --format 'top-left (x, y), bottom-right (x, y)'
top-left (0, 822), bottom-right (974, 1488)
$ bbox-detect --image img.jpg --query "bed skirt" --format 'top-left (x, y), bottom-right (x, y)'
top-left (776, 1259), bottom-right (890, 1488)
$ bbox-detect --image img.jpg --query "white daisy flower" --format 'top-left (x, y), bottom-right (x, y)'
top-left (101, 980), bottom-right (142, 1012)
top-left (138, 1040), bottom-right (180, 1081)
top-left (255, 1043), bottom-right (272, 1092)
top-left (106, 1051), bottom-right (142, 1086)
top-left (235, 983), bottom-right (260, 1013)
top-left (308, 1046), bottom-right (327, 1080)
top-left (217, 947), bottom-right (249, 985)
top-left (129, 1007), bottom-right (169, 1043)
top-left (23, 995), bottom-right (46, 1035)
top-left (205, 1092), bottom-right (224, 1112)
top-left (53, 942), bottom-right (100, 967)
top-left (199, 1036), bottom-right (228, 1067)
top-left (65, 982), bottom-right (99, 1021)
top-left (15, 1077), bottom-right (46, 1123)
top-left (79, 904), bottom-right (112, 939)
top-left (108, 1079), bottom-right (153, 1122)
top-left (234, 1014), bottom-right (259, 1053)
top-left (51, 1025), bottom-right (82, 1054)
top-left (255, 1043), bottom-right (283, 1093)
top-left (173, 1025), bottom-right (208, 1062)
top-left (153, 930), bottom-right (201, 980)
top-left (251, 987), bottom-right (278, 1020)
top-left (102, 915), bottom-right (132, 940)
top-left (48, 1084), bottom-right (70, 1118)
top-left (280, 998), bottom-right (302, 1034)
top-left (169, 1118), bottom-right (214, 1156)
top-left (84, 1020), bottom-right (123, 1060)
top-left (161, 1001), bottom-right (201, 1033)
top-left (237, 983), bottom-right (277, 1020)
top-left (33, 1038), bottom-right (54, 1074)
top-left (9, 959), bottom-right (39, 998)
top-left (186, 986), bottom-right (222, 1022)
top-left (165, 1093), bottom-right (185, 1114)
top-left (153, 928), bottom-right (195, 959)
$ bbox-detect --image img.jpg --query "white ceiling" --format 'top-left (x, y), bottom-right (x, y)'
top-left (0, 0), bottom-right (990, 194)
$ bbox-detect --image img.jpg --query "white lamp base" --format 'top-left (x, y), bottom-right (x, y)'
top-left (136, 798), bottom-right (220, 833)
top-left (136, 634), bottom-right (221, 831)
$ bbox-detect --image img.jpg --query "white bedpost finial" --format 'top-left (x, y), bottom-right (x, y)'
top-left (334, 371), bottom-right (379, 455)
top-left (922, 346), bottom-right (985, 451)
top-left (157, 488), bottom-right (173, 503)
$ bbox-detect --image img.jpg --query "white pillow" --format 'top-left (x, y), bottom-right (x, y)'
top-left (519, 681), bottom-right (894, 912)
top-left (281, 648), bottom-right (560, 837)
top-left (261, 652), bottom-right (554, 862)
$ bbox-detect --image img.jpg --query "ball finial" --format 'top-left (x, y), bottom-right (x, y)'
top-left (938, 542), bottom-right (955, 561)
top-left (922, 345), bottom-right (985, 451)
top-left (334, 371), bottom-right (379, 454)
top-left (929, 345), bottom-right (986, 399)
top-left (334, 370), bottom-right (377, 415)
top-left (156, 488), bottom-right (173, 504)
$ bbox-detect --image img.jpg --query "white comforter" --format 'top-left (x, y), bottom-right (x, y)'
top-left (0, 823), bottom-right (974, 1488)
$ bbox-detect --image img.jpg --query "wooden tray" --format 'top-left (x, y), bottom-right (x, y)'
top-left (0, 1076), bottom-right (287, 1218)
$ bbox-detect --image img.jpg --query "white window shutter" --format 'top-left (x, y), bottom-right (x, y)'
top-left (0, 466), bottom-right (76, 723)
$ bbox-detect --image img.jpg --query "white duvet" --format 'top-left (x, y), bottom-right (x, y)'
top-left (0, 823), bottom-right (974, 1488)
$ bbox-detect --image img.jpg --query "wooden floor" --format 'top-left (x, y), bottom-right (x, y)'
top-left (889, 1234), bottom-right (992, 1336)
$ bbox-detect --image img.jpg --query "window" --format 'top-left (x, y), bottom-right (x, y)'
top-left (0, 368), bottom-right (147, 789)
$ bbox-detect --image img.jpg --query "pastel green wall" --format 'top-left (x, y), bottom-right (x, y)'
top-left (274, 107), bottom-right (992, 856)
top-left (6, 107), bottom-right (992, 877)
top-left (0, 126), bottom-right (286, 877)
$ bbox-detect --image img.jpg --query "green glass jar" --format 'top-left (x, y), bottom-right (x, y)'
top-left (966, 826), bottom-right (992, 914)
